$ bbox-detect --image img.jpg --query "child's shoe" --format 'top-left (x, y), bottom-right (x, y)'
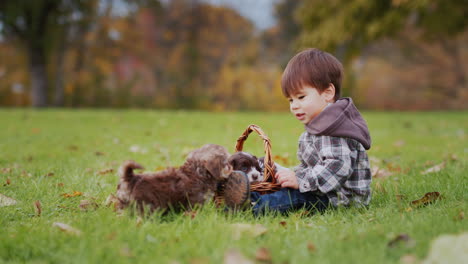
top-left (223, 170), bottom-right (250, 210)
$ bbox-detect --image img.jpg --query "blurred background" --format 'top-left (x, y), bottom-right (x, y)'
top-left (0, 0), bottom-right (466, 110)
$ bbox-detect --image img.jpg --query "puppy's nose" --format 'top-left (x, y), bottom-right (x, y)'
top-left (252, 174), bottom-right (258, 180)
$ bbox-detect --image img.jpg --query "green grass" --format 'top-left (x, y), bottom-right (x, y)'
top-left (0, 109), bottom-right (466, 264)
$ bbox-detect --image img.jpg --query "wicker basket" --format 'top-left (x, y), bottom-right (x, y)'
top-left (235, 124), bottom-right (281, 193)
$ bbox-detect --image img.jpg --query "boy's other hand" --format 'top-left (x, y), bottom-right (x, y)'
top-left (275, 170), bottom-right (299, 189)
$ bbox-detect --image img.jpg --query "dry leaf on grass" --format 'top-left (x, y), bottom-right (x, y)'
top-left (307, 242), bottom-right (316, 253)
top-left (4, 178), bottom-right (11, 186)
top-left (104, 194), bottom-right (122, 210)
top-left (224, 249), bottom-right (253, 264)
top-left (0, 193), bottom-right (17, 207)
top-left (400, 254), bottom-right (418, 264)
top-left (255, 247), bottom-right (272, 262)
top-left (52, 222), bottom-right (82, 236)
top-left (231, 223), bottom-right (268, 240)
top-left (371, 166), bottom-right (393, 179)
top-left (410, 192), bottom-right (441, 207)
top-left (184, 210), bottom-right (198, 219)
top-left (387, 233), bottom-right (415, 248)
top-left (79, 200), bottom-right (99, 211)
top-left (98, 168), bottom-right (114, 175)
top-left (421, 162), bottom-right (445, 175)
top-left (61, 191), bottom-right (83, 198)
top-left (422, 232), bottom-right (468, 264)
top-left (34, 200), bottom-right (42, 216)
top-left (1, 168), bottom-right (12, 173)
top-left (68, 145), bottom-right (79, 151)
top-left (454, 211), bottom-right (464, 221)
top-left (273, 154), bottom-right (292, 166)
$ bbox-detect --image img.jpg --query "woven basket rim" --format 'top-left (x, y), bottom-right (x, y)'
top-left (234, 124), bottom-right (281, 193)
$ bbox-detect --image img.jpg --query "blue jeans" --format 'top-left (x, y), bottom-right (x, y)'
top-left (251, 188), bottom-right (329, 216)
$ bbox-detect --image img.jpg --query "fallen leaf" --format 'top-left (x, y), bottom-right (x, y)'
top-left (224, 249), bottom-right (253, 264)
top-left (387, 233), bottom-right (415, 248)
top-left (279, 221), bottom-right (287, 227)
top-left (79, 200), bottom-right (99, 211)
top-left (21, 171), bottom-right (32, 177)
top-left (396, 194), bottom-right (406, 201)
top-left (447, 154), bottom-right (459, 162)
top-left (61, 191), bottom-right (83, 198)
top-left (68, 145), bottom-right (79, 151)
top-left (98, 168), bottom-right (114, 175)
top-left (400, 254), bottom-right (418, 264)
top-left (0, 193), bottom-right (17, 207)
top-left (307, 242), bottom-right (316, 253)
top-left (273, 154), bottom-right (292, 166)
top-left (255, 247), bottom-right (272, 262)
top-left (45, 172), bottom-right (54, 177)
top-left (454, 211), bottom-right (464, 221)
top-left (52, 222), bottom-right (82, 236)
top-left (231, 223), bottom-right (268, 240)
top-left (4, 178), bottom-right (11, 186)
top-left (57, 183), bottom-right (64, 187)
top-left (371, 166), bottom-right (393, 178)
top-left (422, 232), bottom-right (468, 264)
top-left (95, 151), bottom-right (105, 156)
top-left (34, 200), bottom-right (42, 216)
top-left (410, 192), bottom-right (441, 207)
top-left (421, 162), bottom-right (445, 175)
top-left (184, 210), bottom-right (198, 219)
top-left (104, 194), bottom-right (121, 210)
top-left (1, 168), bottom-right (12, 173)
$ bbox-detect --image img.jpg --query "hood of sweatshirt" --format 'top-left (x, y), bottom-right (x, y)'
top-left (305, 97), bottom-right (371, 150)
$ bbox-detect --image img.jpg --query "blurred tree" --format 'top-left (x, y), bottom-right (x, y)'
top-left (296, 0), bottom-right (467, 60)
top-left (0, 0), bottom-right (96, 107)
top-left (296, 0), bottom-right (467, 99)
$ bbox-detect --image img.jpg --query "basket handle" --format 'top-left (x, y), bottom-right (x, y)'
top-left (234, 124), bottom-right (276, 183)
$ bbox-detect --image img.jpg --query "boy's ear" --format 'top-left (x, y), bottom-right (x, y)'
top-left (323, 84), bottom-right (336, 102)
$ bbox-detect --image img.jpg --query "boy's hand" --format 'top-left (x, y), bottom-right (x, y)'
top-left (275, 170), bottom-right (299, 189)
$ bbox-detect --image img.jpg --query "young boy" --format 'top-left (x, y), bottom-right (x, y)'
top-left (225, 48), bottom-right (372, 215)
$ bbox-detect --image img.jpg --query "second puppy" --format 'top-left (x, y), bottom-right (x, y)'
top-left (116, 144), bottom-right (232, 213)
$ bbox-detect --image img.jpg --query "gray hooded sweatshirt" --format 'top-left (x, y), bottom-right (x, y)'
top-left (294, 97), bottom-right (372, 207)
top-left (306, 97), bottom-right (371, 150)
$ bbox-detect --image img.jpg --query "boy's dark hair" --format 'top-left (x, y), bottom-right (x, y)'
top-left (281, 48), bottom-right (343, 101)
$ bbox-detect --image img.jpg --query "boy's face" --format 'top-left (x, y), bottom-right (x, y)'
top-left (288, 85), bottom-right (333, 124)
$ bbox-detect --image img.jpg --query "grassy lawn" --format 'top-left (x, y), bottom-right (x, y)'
top-left (0, 109), bottom-right (466, 263)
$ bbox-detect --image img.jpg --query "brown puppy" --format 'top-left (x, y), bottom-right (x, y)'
top-left (116, 144), bottom-right (232, 213)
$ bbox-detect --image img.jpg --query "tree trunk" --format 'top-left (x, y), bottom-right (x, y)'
top-left (28, 48), bottom-right (49, 108)
top-left (54, 36), bottom-right (66, 107)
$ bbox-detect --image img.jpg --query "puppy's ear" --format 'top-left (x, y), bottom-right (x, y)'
top-left (204, 160), bottom-right (223, 177)
top-left (228, 155), bottom-right (237, 169)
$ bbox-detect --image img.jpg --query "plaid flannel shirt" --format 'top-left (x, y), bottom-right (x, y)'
top-left (294, 132), bottom-right (372, 207)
